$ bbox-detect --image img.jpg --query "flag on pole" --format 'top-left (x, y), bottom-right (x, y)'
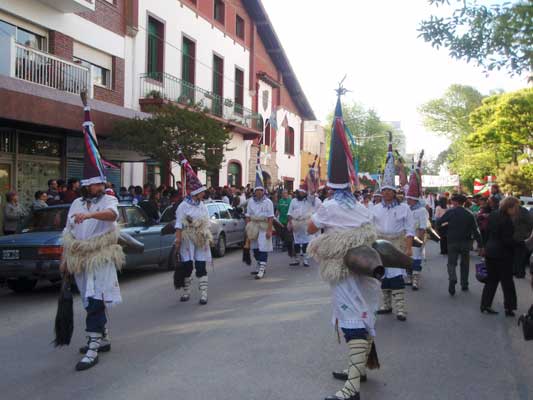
top-left (254, 148), bottom-right (265, 191)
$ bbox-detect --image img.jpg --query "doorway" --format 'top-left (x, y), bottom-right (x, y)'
top-left (0, 163), bottom-right (13, 232)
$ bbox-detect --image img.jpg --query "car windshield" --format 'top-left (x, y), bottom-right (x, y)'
top-left (22, 208), bottom-right (69, 232)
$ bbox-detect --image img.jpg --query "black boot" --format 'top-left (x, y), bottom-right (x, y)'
top-left (332, 371), bottom-right (367, 382)
top-left (75, 333), bottom-right (101, 371)
top-left (325, 394), bottom-right (360, 400)
top-left (480, 307), bottom-right (498, 314)
top-left (448, 281), bottom-right (456, 296)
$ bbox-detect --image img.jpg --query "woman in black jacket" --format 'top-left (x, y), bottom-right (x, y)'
top-left (480, 196), bottom-right (520, 316)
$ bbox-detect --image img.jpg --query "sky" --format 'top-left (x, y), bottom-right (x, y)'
top-left (261, 0), bottom-right (529, 159)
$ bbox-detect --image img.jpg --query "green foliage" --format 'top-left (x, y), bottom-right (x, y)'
top-left (468, 88), bottom-right (533, 161)
top-left (113, 103), bottom-right (232, 171)
top-left (324, 102), bottom-right (406, 174)
top-left (498, 162), bottom-right (533, 196)
top-left (419, 0), bottom-right (533, 78)
top-left (418, 84), bottom-right (484, 140)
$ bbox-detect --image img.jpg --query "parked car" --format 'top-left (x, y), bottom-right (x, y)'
top-left (160, 200), bottom-right (246, 258)
top-left (0, 203), bottom-right (174, 293)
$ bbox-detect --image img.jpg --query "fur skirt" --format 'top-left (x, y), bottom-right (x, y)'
top-left (308, 223), bottom-right (378, 284)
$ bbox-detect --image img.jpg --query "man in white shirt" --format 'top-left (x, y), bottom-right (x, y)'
top-left (174, 152), bottom-right (212, 305)
top-left (372, 136), bottom-right (414, 322)
top-left (245, 186), bottom-right (274, 279)
top-left (288, 186), bottom-right (321, 267)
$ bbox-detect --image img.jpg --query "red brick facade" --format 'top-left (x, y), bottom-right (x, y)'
top-left (77, 0), bottom-right (126, 36)
top-left (94, 56), bottom-right (125, 106)
top-left (48, 31), bottom-right (73, 60)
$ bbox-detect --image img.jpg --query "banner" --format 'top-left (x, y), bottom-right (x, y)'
top-left (394, 175), bottom-right (459, 187)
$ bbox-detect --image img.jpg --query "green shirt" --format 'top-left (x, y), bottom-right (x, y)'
top-left (277, 197), bottom-right (291, 225)
top-left (470, 204), bottom-right (480, 214)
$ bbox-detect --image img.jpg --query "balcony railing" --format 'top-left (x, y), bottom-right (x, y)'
top-left (139, 72), bottom-right (262, 132)
top-left (0, 35), bottom-right (92, 97)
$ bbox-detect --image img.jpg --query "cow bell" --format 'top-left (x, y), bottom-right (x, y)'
top-left (371, 240), bottom-right (413, 269)
top-left (343, 245), bottom-right (385, 280)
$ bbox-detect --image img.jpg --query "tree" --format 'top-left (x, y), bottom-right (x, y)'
top-left (324, 102), bottom-right (406, 174)
top-left (418, 84), bottom-right (484, 140)
top-left (113, 103), bottom-right (232, 172)
top-left (498, 162), bottom-right (533, 196)
top-left (419, 0), bottom-right (533, 78)
top-left (468, 88), bottom-right (533, 161)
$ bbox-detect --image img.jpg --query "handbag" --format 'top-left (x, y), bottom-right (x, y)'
top-left (475, 261), bottom-right (488, 283)
top-left (517, 305), bottom-right (533, 341)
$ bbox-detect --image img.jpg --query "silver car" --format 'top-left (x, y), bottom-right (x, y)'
top-left (160, 200), bottom-right (246, 258)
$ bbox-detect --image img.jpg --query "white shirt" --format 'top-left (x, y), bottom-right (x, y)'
top-left (412, 206), bottom-right (429, 231)
top-left (64, 195), bottom-right (121, 308)
top-left (371, 201), bottom-right (414, 278)
top-left (312, 199), bottom-right (372, 233)
top-left (288, 196), bottom-right (322, 244)
top-left (246, 196), bottom-right (274, 252)
top-left (310, 198), bottom-right (379, 334)
top-left (175, 200), bottom-right (212, 262)
top-left (65, 195), bottom-right (118, 241)
top-left (371, 202), bottom-right (415, 237)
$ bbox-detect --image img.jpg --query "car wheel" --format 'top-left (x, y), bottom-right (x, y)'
top-left (213, 234), bottom-right (226, 258)
top-left (7, 278), bottom-right (38, 293)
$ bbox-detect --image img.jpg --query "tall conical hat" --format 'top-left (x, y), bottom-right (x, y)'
top-left (177, 151), bottom-right (206, 196)
top-left (80, 91), bottom-right (106, 187)
top-left (406, 150), bottom-right (424, 200)
top-left (381, 131), bottom-right (396, 191)
top-left (327, 97), bottom-right (356, 189)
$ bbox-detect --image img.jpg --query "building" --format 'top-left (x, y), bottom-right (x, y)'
top-left (0, 0), bottom-right (146, 213)
top-left (125, 0), bottom-right (315, 191)
top-left (0, 0), bottom-right (314, 214)
top-left (300, 120), bottom-right (326, 185)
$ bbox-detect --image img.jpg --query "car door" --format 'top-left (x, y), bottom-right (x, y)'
top-left (122, 206), bottom-right (160, 266)
top-left (216, 203), bottom-right (234, 244)
top-left (158, 205), bottom-right (177, 264)
top-left (228, 205), bottom-right (246, 246)
top-left (206, 204), bottom-right (221, 244)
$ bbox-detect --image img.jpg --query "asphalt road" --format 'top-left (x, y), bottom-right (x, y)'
top-left (1, 243), bottom-right (532, 400)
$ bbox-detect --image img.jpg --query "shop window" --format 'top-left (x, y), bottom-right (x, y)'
top-left (284, 127), bottom-right (294, 155)
top-left (212, 54), bottom-right (224, 116)
top-left (236, 15), bottom-right (245, 40)
top-left (147, 16), bottom-right (164, 80)
top-left (227, 162), bottom-right (241, 187)
top-left (181, 37), bottom-right (196, 103)
top-left (234, 67), bottom-right (244, 115)
top-left (18, 133), bottom-right (62, 157)
top-left (214, 0), bottom-right (225, 25)
top-left (207, 169), bottom-right (219, 188)
top-left (0, 19), bottom-right (46, 51)
top-left (73, 57), bottom-right (111, 89)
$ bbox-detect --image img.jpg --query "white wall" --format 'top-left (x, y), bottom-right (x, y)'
top-left (0, 0), bottom-right (124, 57)
top-left (127, 0), bottom-right (251, 111)
top-left (275, 108), bottom-right (302, 184)
top-left (124, 0), bottom-right (254, 188)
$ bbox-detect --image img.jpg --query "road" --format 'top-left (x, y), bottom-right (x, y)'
top-left (1, 243), bottom-right (532, 400)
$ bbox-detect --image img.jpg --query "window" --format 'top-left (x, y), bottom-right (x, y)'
top-left (124, 207), bottom-right (147, 227)
top-left (147, 16), bottom-right (164, 80)
top-left (234, 68), bottom-right (244, 115)
top-left (217, 204), bottom-right (231, 219)
top-left (146, 163), bottom-right (161, 187)
top-left (207, 204), bottom-right (220, 219)
top-left (212, 55), bottom-right (224, 116)
top-left (214, 0), bottom-right (225, 25)
top-left (264, 120), bottom-right (271, 146)
top-left (181, 37), bottom-right (196, 103)
top-left (73, 57), bottom-right (111, 89)
top-left (227, 162), bottom-right (242, 187)
top-left (236, 15), bottom-right (245, 40)
top-left (0, 19), bottom-right (46, 50)
top-left (18, 133), bottom-right (62, 157)
top-left (285, 127), bottom-right (295, 155)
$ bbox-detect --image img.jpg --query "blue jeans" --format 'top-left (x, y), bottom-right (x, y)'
top-left (341, 328), bottom-right (368, 342)
top-left (253, 249), bottom-right (268, 263)
top-left (412, 259), bottom-right (422, 272)
top-left (85, 297), bottom-right (107, 334)
top-left (381, 275), bottom-right (405, 290)
top-left (182, 260), bottom-right (207, 278)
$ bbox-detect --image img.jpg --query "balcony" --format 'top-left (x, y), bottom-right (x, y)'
top-left (139, 72), bottom-right (262, 137)
top-left (38, 0), bottom-right (95, 13)
top-left (0, 35), bottom-right (92, 97)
